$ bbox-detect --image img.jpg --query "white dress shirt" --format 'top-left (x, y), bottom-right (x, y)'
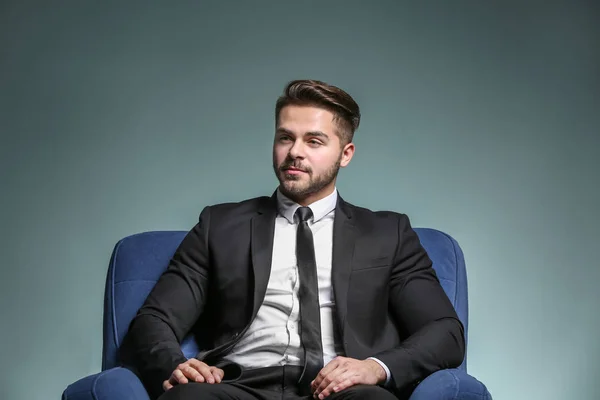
top-left (223, 188), bottom-right (391, 384)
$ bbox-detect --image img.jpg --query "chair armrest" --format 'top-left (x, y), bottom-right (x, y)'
top-left (409, 368), bottom-right (492, 400)
top-left (62, 367), bottom-right (150, 400)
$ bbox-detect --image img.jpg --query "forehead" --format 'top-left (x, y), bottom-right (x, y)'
top-left (277, 105), bottom-right (337, 133)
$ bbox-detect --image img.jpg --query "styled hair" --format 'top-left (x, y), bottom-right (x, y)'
top-left (275, 79), bottom-right (361, 145)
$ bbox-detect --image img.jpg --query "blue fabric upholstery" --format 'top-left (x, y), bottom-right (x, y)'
top-left (415, 229), bottom-right (469, 371)
top-left (62, 367), bottom-right (149, 400)
top-left (409, 369), bottom-right (492, 400)
top-left (63, 228), bottom-right (492, 399)
top-left (101, 231), bottom-right (200, 371)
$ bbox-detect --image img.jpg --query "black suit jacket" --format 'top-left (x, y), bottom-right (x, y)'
top-left (119, 194), bottom-right (465, 399)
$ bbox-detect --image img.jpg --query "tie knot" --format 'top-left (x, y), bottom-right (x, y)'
top-left (295, 206), bottom-right (313, 223)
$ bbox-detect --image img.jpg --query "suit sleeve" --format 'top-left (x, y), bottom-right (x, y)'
top-left (372, 213), bottom-right (465, 394)
top-left (118, 206), bottom-right (212, 399)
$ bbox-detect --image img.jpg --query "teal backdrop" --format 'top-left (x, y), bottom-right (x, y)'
top-left (1, 1), bottom-right (598, 399)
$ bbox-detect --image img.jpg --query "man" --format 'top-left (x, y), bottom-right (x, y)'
top-left (119, 79), bottom-right (465, 400)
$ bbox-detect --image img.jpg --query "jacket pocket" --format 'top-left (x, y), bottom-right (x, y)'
top-left (351, 256), bottom-right (390, 271)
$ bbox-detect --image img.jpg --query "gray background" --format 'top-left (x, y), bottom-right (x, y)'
top-left (1, 1), bottom-right (598, 399)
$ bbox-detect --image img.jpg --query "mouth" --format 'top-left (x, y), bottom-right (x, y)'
top-left (282, 167), bottom-right (308, 175)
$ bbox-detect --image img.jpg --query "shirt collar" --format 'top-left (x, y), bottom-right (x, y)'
top-left (276, 187), bottom-right (338, 224)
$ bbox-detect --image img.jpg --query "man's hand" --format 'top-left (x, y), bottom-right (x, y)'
top-left (310, 357), bottom-right (386, 399)
top-left (162, 359), bottom-right (224, 391)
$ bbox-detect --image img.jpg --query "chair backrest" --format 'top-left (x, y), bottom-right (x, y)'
top-left (102, 228), bottom-right (469, 372)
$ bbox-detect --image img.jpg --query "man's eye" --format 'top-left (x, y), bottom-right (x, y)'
top-left (308, 140), bottom-right (321, 145)
top-left (279, 136), bottom-right (291, 142)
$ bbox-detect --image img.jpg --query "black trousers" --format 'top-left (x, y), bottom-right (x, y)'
top-left (157, 365), bottom-right (398, 400)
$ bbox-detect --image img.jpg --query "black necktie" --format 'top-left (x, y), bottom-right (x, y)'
top-left (295, 207), bottom-right (324, 395)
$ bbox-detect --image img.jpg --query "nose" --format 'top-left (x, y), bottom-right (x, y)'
top-left (288, 139), bottom-right (306, 159)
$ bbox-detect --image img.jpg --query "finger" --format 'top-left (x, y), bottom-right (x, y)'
top-left (193, 363), bottom-right (216, 383)
top-left (185, 359), bottom-right (214, 383)
top-left (163, 379), bottom-right (173, 391)
top-left (312, 358), bottom-right (342, 390)
top-left (185, 359), bottom-right (206, 382)
top-left (331, 375), bottom-right (358, 394)
top-left (319, 372), bottom-right (357, 399)
top-left (182, 365), bottom-right (203, 382)
top-left (210, 367), bottom-right (224, 383)
top-left (173, 368), bottom-right (189, 384)
top-left (315, 367), bottom-right (346, 397)
top-left (188, 358), bottom-right (209, 370)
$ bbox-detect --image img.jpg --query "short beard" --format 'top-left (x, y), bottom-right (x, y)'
top-left (273, 154), bottom-right (342, 202)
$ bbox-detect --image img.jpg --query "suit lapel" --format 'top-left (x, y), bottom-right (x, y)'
top-left (197, 194), bottom-right (277, 363)
top-left (250, 194), bottom-right (277, 319)
top-left (331, 196), bottom-right (358, 337)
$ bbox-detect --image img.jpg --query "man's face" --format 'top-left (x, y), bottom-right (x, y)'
top-left (272, 105), bottom-right (354, 204)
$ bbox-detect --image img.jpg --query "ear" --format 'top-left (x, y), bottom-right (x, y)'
top-left (340, 142), bottom-right (355, 168)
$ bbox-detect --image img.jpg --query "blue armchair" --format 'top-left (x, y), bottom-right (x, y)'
top-left (62, 229), bottom-right (492, 400)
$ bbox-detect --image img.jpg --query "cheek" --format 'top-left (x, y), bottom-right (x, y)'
top-left (307, 153), bottom-right (332, 171)
top-left (273, 147), bottom-right (287, 165)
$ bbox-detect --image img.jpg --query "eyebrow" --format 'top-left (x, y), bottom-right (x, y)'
top-left (276, 128), bottom-right (330, 139)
